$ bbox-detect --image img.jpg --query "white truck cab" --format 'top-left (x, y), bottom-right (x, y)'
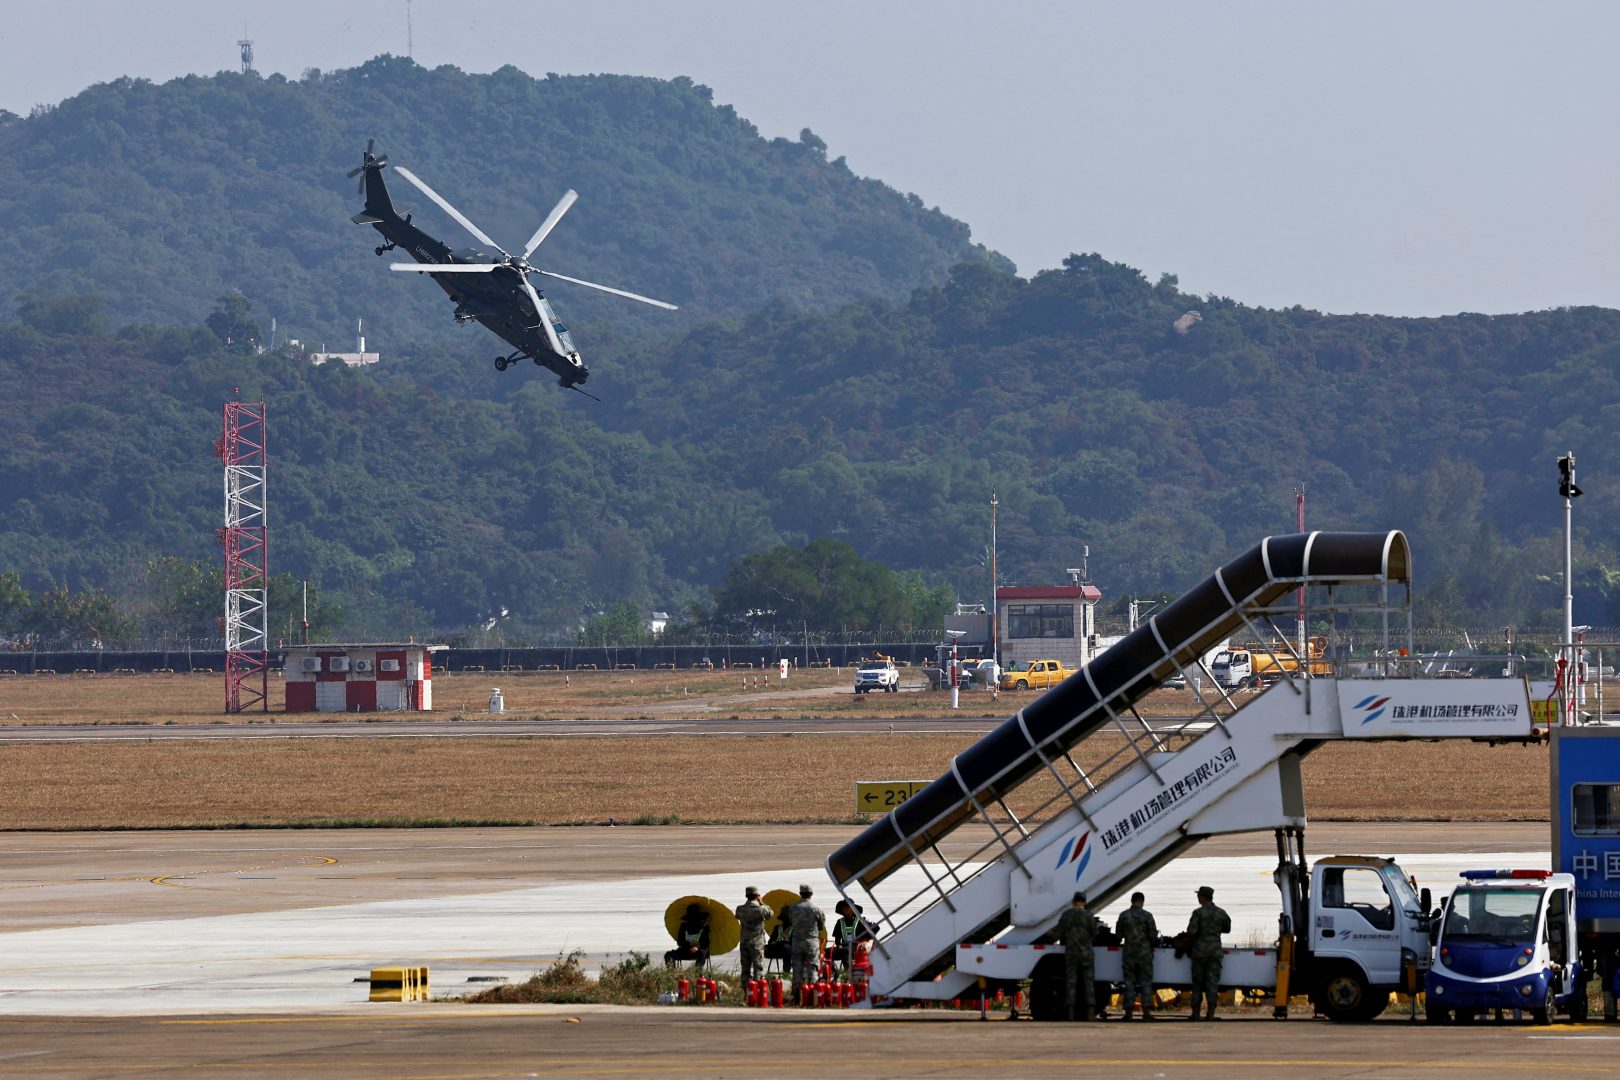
top-left (1305, 856), bottom-right (1431, 1020)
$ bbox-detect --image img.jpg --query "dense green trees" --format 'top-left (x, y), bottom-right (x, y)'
top-left (5, 248), bottom-right (1619, 643)
top-left (711, 539), bottom-right (953, 634)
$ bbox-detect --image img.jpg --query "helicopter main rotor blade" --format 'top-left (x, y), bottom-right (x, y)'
top-left (534, 270), bottom-right (679, 311)
top-left (389, 263), bottom-right (500, 273)
top-left (519, 275), bottom-right (568, 358)
top-left (521, 189), bottom-right (578, 261)
top-left (392, 167), bottom-right (505, 253)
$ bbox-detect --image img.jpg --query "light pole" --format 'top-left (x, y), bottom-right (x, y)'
top-left (946, 629), bottom-right (966, 710)
top-left (1559, 453), bottom-right (1582, 714)
top-left (990, 492), bottom-right (999, 671)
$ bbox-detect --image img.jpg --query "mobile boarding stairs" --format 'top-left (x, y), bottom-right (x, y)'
top-left (827, 531), bottom-right (1537, 1004)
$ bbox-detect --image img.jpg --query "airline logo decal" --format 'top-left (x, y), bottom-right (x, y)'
top-left (1355, 694), bottom-right (1391, 725)
top-left (1055, 831), bottom-right (1092, 881)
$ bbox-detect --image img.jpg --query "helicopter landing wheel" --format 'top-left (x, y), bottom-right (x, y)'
top-left (494, 356), bottom-right (510, 371)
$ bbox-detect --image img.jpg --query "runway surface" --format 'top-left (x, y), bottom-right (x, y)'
top-left (0, 823), bottom-right (1550, 1015)
top-left (4, 822), bottom-right (1605, 1078)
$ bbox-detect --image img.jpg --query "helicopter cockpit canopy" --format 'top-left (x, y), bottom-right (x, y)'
top-left (534, 294), bottom-right (578, 354)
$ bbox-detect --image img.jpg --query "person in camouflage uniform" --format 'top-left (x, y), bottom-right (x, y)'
top-left (1114, 891), bottom-right (1158, 1020)
top-left (782, 884), bottom-right (827, 1004)
top-left (1185, 885), bottom-right (1231, 1020)
top-left (1056, 891), bottom-right (1102, 1021)
top-left (734, 885), bottom-right (772, 986)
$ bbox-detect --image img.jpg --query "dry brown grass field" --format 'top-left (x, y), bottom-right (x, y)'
top-left (0, 671), bottom-right (1551, 828)
top-left (0, 668), bottom-right (1211, 725)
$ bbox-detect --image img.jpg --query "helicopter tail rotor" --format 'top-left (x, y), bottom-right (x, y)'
top-left (346, 138), bottom-right (389, 193)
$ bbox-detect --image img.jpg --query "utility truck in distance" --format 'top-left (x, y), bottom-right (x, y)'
top-left (853, 660), bottom-right (899, 694)
top-left (1425, 869), bottom-right (1584, 1024)
top-left (999, 659), bottom-right (1074, 692)
top-left (1211, 635), bottom-right (1332, 689)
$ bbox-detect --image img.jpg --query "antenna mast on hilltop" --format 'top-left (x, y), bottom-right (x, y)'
top-left (238, 34), bottom-right (255, 75)
top-left (217, 393), bottom-right (269, 713)
top-left (407, 0), bottom-right (414, 58)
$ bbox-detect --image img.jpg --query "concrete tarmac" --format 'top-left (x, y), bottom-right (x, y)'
top-left (2, 822), bottom-right (1600, 1078)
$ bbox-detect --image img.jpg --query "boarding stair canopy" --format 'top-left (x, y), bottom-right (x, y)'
top-left (828, 531), bottom-right (1410, 892)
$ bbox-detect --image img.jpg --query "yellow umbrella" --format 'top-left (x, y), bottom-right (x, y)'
top-left (762, 889), bottom-right (801, 936)
top-left (664, 895), bottom-right (741, 956)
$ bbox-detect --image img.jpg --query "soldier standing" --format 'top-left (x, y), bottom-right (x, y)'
top-left (1055, 891), bottom-right (1100, 1021)
top-left (735, 886), bottom-right (772, 987)
top-left (782, 884), bottom-right (827, 1004)
top-left (1185, 884), bottom-right (1231, 1020)
top-left (1115, 891), bottom-right (1158, 1020)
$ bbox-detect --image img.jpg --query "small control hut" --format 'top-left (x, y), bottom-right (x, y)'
top-left (282, 643), bottom-right (446, 713)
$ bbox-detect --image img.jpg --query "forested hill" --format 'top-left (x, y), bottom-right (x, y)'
top-left (0, 56), bottom-right (1007, 346)
top-left (603, 256), bottom-right (1620, 628)
top-left (4, 257), bottom-right (1620, 640)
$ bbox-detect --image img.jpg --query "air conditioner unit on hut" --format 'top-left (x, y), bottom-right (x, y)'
top-left (379, 658), bottom-right (401, 673)
top-left (353, 659), bottom-right (374, 673)
top-left (329, 657), bottom-right (351, 673)
top-left (301, 657), bottom-right (322, 673)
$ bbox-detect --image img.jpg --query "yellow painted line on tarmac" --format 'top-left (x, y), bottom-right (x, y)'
top-left (149, 876), bottom-right (186, 887)
top-left (300, 855), bottom-right (339, 865)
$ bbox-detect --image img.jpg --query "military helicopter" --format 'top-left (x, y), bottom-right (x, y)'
top-left (347, 140), bottom-right (677, 393)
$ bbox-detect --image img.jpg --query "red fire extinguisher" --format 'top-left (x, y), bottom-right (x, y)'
top-left (769, 977), bottom-right (784, 1008)
top-left (677, 977), bottom-right (690, 1002)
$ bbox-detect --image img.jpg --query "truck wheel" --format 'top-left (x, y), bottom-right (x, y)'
top-left (1532, 984), bottom-right (1555, 1025)
top-left (1568, 985), bottom-right (1589, 1022)
top-left (1316, 966), bottom-right (1382, 1022)
top-left (1015, 679), bottom-right (1029, 691)
top-left (1028, 959), bottom-right (1066, 1021)
top-left (886, 683), bottom-right (897, 693)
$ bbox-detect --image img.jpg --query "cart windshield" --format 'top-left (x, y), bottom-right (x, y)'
top-left (1441, 887), bottom-right (1541, 945)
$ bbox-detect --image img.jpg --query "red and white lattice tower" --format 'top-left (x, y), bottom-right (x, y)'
top-left (217, 396), bottom-right (268, 713)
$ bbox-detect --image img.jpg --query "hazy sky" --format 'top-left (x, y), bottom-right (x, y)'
top-left (2, 1), bottom-right (1615, 316)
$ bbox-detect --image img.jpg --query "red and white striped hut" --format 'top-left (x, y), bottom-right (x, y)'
top-left (282, 643), bottom-right (446, 713)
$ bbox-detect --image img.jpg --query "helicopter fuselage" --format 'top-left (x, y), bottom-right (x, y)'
top-left (353, 161), bottom-right (586, 386)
